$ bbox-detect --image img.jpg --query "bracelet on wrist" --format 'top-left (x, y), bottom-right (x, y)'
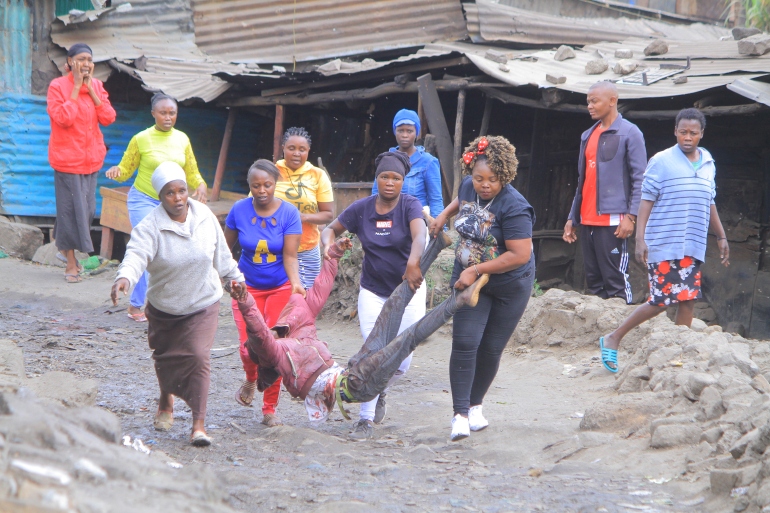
top-left (473, 264), bottom-right (481, 277)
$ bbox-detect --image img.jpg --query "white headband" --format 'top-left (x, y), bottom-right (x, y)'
top-left (151, 161), bottom-right (186, 195)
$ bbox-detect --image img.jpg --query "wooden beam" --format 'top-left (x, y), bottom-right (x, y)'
top-left (452, 89), bottom-right (467, 201)
top-left (479, 95), bottom-right (493, 136)
top-left (221, 79), bottom-right (508, 108)
top-left (625, 103), bottom-right (766, 119)
top-left (417, 94), bottom-right (427, 137)
top-left (481, 87), bottom-right (588, 114)
top-left (272, 105), bottom-right (285, 163)
top-left (259, 56), bottom-right (471, 97)
top-left (211, 108), bottom-right (237, 202)
top-left (417, 74), bottom-right (456, 198)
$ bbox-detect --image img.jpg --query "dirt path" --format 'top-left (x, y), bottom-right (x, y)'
top-left (0, 258), bottom-right (711, 512)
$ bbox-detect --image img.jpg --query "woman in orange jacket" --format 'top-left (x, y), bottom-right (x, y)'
top-left (47, 43), bottom-right (116, 283)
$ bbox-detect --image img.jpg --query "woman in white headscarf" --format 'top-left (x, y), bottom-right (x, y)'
top-left (111, 162), bottom-right (245, 447)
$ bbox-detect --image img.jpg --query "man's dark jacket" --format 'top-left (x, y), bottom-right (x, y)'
top-left (568, 113), bottom-right (647, 224)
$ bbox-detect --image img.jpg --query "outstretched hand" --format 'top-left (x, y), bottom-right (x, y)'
top-left (111, 278), bottom-right (130, 305)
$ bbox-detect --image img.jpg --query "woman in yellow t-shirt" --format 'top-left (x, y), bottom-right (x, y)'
top-left (105, 93), bottom-right (208, 321)
top-left (274, 127), bottom-right (334, 288)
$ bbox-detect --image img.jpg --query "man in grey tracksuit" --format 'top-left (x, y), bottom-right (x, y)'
top-left (563, 82), bottom-right (647, 304)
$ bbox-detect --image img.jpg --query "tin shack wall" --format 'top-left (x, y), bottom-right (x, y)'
top-left (0, 0), bottom-right (32, 94)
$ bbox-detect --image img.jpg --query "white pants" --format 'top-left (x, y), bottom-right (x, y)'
top-left (356, 281), bottom-right (427, 421)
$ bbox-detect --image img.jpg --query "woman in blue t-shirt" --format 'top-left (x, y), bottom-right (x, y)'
top-left (429, 135), bottom-right (535, 442)
top-left (224, 159), bottom-right (303, 427)
top-left (320, 151), bottom-right (427, 440)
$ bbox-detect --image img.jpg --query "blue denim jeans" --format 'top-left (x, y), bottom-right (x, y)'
top-left (126, 187), bottom-right (160, 308)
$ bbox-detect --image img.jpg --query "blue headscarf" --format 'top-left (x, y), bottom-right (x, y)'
top-left (392, 109), bottom-right (420, 137)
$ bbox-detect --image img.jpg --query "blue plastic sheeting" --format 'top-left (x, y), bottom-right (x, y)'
top-left (0, 93), bottom-right (264, 217)
top-left (0, 0), bottom-right (31, 94)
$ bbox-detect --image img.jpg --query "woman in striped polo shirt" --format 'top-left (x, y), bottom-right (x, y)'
top-left (599, 108), bottom-right (730, 373)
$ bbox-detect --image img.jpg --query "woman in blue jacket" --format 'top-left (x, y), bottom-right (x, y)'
top-left (372, 109), bottom-right (444, 218)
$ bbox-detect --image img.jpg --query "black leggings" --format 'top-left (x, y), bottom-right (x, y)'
top-left (450, 266), bottom-right (533, 415)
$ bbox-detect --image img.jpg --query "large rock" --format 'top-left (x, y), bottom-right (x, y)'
top-left (0, 218), bottom-right (43, 260)
top-left (699, 386), bottom-right (725, 420)
top-left (738, 33), bottom-right (770, 56)
top-left (32, 243), bottom-right (88, 268)
top-left (554, 45), bottom-right (575, 61)
top-left (732, 27), bottom-right (761, 40)
top-left (613, 59), bottom-right (639, 75)
top-left (614, 49), bottom-right (634, 59)
top-left (644, 39), bottom-right (669, 56)
top-left (585, 59), bottom-right (609, 75)
top-left (26, 371), bottom-right (98, 408)
top-left (650, 424), bottom-right (701, 449)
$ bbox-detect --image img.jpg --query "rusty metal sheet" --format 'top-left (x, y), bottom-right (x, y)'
top-left (49, 0), bottom-right (245, 101)
top-left (728, 78), bottom-right (770, 108)
top-left (464, 1), bottom-right (730, 46)
top-left (192, 0), bottom-right (468, 64)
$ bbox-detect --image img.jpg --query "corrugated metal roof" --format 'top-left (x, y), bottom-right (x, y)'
top-left (464, 0), bottom-right (730, 46)
top-left (0, 93), bottom-right (264, 216)
top-left (430, 41), bottom-right (769, 99)
top-left (0, 0), bottom-right (32, 94)
top-left (585, 39), bottom-right (770, 60)
top-left (50, 0), bottom-right (239, 102)
top-left (191, 0), bottom-right (468, 64)
top-left (728, 78), bottom-right (770, 107)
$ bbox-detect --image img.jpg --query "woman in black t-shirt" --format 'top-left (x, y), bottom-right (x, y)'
top-left (429, 135), bottom-right (535, 442)
top-left (321, 151), bottom-right (427, 440)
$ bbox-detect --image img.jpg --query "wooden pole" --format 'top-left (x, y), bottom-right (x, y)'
top-left (417, 94), bottom-right (427, 139)
top-left (211, 108), bottom-right (237, 202)
top-left (479, 95), bottom-right (493, 136)
top-left (272, 104), bottom-right (285, 163)
top-left (452, 89), bottom-right (466, 201)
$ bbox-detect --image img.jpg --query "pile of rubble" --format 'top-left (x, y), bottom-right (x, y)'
top-left (0, 339), bottom-right (236, 512)
top-left (515, 289), bottom-right (770, 512)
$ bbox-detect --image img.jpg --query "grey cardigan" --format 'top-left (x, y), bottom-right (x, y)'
top-left (568, 114), bottom-right (647, 224)
top-left (116, 198), bottom-right (244, 316)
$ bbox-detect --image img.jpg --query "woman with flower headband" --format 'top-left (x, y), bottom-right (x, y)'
top-left (429, 135), bottom-right (535, 441)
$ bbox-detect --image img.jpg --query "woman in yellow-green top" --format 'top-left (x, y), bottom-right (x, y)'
top-left (105, 92), bottom-right (208, 321)
top-left (275, 127), bottom-right (334, 289)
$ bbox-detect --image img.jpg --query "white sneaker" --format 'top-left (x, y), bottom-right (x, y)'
top-left (468, 405), bottom-right (489, 432)
top-left (451, 414), bottom-right (470, 441)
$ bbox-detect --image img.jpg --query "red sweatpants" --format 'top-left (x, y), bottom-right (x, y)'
top-left (232, 282), bottom-right (292, 414)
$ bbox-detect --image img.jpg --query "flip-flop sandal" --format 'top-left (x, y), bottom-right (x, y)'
top-left (234, 380), bottom-right (257, 407)
top-left (600, 336), bottom-right (619, 373)
top-left (190, 431), bottom-right (212, 447)
top-left (153, 410), bottom-right (174, 431)
top-left (127, 312), bottom-right (147, 322)
top-left (64, 273), bottom-right (82, 283)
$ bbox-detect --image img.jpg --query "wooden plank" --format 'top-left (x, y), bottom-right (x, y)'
top-left (417, 74), bottom-right (456, 197)
top-left (452, 89), bottom-right (467, 201)
top-left (272, 105), bottom-right (285, 163)
top-left (100, 226), bottom-right (114, 260)
top-left (479, 95), bottom-right (493, 136)
top-left (222, 80), bottom-right (507, 108)
top-left (259, 56), bottom-right (470, 97)
top-left (211, 108), bottom-right (237, 202)
top-left (625, 103), bottom-right (766, 119)
top-left (481, 87), bottom-right (588, 114)
top-left (99, 186), bottom-right (133, 233)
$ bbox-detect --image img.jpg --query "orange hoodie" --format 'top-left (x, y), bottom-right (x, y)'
top-left (46, 73), bottom-right (116, 174)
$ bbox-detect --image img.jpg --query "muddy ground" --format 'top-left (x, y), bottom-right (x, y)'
top-left (0, 258), bottom-right (719, 512)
